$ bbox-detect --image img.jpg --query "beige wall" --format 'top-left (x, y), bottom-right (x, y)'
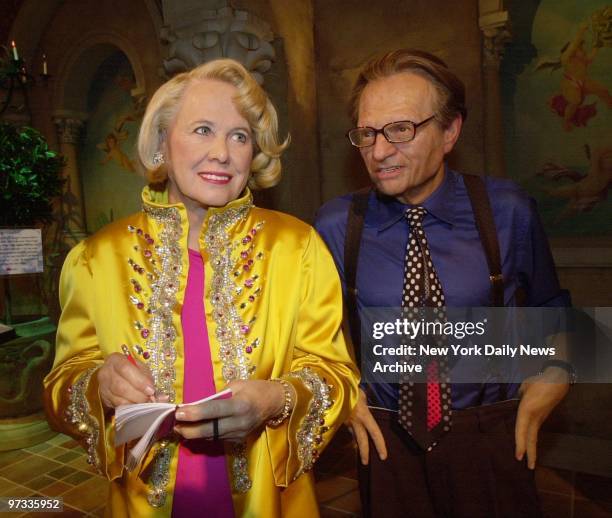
top-left (233, 0), bottom-right (321, 222)
top-left (3, 0), bottom-right (610, 308)
top-left (313, 0), bottom-right (485, 203)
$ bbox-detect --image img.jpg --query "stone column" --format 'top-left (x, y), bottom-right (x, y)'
top-left (53, 116), bottom-right (88, 242)
top-left (479, 2), bottom-right (511, 177)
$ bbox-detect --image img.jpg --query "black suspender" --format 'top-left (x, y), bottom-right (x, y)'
top-left (344, 187), bottom-right (370, 367)
top-left (462, 174), bottom-right (504, 307)
top-left (343, 174), bottom-right (507, 362)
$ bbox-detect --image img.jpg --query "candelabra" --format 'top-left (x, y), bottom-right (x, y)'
top-left (0, 42), bottom-right (49, 118)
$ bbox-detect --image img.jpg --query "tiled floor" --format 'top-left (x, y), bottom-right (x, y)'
top-left (0, 434), bottom-right (106, 516)
top-left (1, 429), bottom-right (611, 517)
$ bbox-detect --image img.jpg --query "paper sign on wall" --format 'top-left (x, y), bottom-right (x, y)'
top-left (0, 229), bottom-right (44, 275)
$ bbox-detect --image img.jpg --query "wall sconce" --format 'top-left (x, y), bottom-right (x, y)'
top-left (0, 42), bottom-right (50, 117)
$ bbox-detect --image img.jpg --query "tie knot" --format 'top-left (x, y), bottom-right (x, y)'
top-left (406, 206), bottom-right (427, 224)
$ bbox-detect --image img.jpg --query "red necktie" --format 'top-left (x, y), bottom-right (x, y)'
top-left (398, 207), bottom-right (451, 450)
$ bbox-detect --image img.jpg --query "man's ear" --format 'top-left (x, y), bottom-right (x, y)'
top-left (443, 116), bottom-right (463, 154)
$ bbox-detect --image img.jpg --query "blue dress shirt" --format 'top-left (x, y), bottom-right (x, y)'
top-left (315, 168), bottom-right (569, 410)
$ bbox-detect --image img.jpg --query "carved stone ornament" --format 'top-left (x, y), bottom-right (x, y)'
top-left (482, 26), bottom-right (512, 69)
top-left (161, 4), bottom-right (275, 84)
top-left (53, 117), bottom-right (84, 145)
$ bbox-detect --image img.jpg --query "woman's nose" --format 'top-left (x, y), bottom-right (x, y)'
top-left (208, 136), bottom-right (229, 163)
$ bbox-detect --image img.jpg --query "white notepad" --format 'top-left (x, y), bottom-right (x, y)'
top-left (115, 388), bottom-right (232, 471)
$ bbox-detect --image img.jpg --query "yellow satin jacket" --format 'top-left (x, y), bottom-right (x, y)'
top-left (44, 186), bottom-right (359, 517)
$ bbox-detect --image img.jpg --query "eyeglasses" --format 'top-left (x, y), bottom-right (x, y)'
top-left (346, 115), bottom-right (436, 148)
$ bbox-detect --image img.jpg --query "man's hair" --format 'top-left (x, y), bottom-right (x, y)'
top-left (349, 49), bottom-right (467, 128)
top-left (138, 58), bottom-right (289, 189)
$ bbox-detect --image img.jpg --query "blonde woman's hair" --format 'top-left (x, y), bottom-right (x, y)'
top-left (138, 59), bottom-right (289, 189)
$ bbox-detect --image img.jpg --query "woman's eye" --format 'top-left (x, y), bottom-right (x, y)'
top-left (232, 132), bottom-right (249, 144)
top-left (195, 126), bottom-right (212, 136)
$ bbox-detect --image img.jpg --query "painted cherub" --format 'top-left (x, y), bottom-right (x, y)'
top-left (97, 113), bottom-right (136, 173)
top-left (538, 20), bottom-right (612, 131)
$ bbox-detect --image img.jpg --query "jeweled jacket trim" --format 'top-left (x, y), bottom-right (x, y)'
top-left (66, 367), bottom-right (101, 472)
top-left (136, 203), bottom-right (183, 508)
top-left (204, 198), bottom-right (256, 493)
top-left (288, 367), bottom-right (332, 479)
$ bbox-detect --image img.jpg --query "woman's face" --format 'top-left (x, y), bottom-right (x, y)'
top-left (165, 78), bottom-right (254, 211)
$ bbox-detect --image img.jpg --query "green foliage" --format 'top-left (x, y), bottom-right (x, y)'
top-left (0, 122), bottom-right (64, 226)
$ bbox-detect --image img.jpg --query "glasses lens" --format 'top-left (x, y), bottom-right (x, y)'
top-left (348, 128), bottom-right (375, 147)
top-left (384, 121), bottom-right (416, 142)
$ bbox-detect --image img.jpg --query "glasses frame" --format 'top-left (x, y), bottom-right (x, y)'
top-left (346, 115), bottom-right (436, 148)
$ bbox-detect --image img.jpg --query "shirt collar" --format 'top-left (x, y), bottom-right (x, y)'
top-left (141, 183), bottom-right (254, 215)
top-left (371, 166), bottom-right (456, 232)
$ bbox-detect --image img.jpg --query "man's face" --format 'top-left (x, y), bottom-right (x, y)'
top-left (357, 72), bottom-right (460, 205)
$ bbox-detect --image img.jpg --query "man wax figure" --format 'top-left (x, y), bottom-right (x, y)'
top-left (315, 49), bottom-right (573, 518)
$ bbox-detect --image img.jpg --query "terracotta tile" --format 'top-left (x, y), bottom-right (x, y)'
top-left (63, 470), bottom-right (94, 486)
top-left (39, 480), bottom-right (73, 497)
top-left (54, 451), bottom-right (81, 464)
top-left (0, 449), bottom-right (30, 470)
top-left (538, 491), bottom-right (572, 518)
top-left (0, 485), bottom-right (36, 500)
top-left (0, 477), bottom-right (23, 496)
top-left (0, 456), bottom-right (62, 485)
top-left (25, 442), bottom-right (52, 454)
top-left (40, 446), bottom-right (70, 459)
top-left (61, 439), bottom-right (80, 449)
top-left (23, 475), bottom-right (56, 491)
top-left (21, 506), bottom-right (86, 517)
top-left (89, 506), bottom-right (107, 517)
top-left (62, 476), bottom-right (108, 513)
top-left (315, 475), bottom-right (358, 504)
top-left (326, 489), bottom-right (361, 514)
top-left (47, 434), bottom-right (71, 446)
top-left (7, 498), bottom-right (65, 518)
top-left (574, 472), bottom-right (612, 504)
top-left (68, 456), bottom-right (94, 473)
top-left (535, 467), bottom-right (575, 496)
top-left (47, 465), bottom-right (77, 480)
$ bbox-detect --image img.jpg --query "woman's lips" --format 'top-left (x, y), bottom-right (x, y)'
top-left (198, 172), bottom-right (232, 185)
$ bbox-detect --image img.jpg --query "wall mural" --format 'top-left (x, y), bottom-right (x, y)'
top-left (78, 51), bottom-right (145, 233)
top-left (503, 1), bottom-right (612, 236)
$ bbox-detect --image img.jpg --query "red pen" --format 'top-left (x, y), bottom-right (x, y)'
top-left (121, 344), bottom-right (138, 366)
top-left (121, 344), bottom-right (157, 401)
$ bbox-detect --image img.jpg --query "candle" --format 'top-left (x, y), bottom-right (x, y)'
top-left (11, 40), bottom-right (19, 60)
top-left (43, 54), bottom-right (48, 75)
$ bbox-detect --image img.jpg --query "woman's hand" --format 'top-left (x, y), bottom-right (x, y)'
top-left (97, 353), bottom-right (157, 411)
top-left (174, 379), bottom-right (287, 441)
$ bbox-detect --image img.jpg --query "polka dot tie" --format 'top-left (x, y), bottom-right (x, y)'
top-left (397, 207), bottom-right (452, 451)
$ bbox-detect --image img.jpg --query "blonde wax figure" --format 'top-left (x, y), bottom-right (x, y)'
top-left (44, 59), bottom-right (359, 517)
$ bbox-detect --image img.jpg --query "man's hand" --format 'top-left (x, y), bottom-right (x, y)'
top-left (97, 353), bottom-right (157, 410)
top-left (348, 389), bottom-right (387, 465)
top-left (173, 379), bottom-right (287, 441)
top-left (515, 368), bottom-right (569, 469)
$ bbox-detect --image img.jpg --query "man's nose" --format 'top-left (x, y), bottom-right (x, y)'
top-left (371, 133), bottom-right (396, 161)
